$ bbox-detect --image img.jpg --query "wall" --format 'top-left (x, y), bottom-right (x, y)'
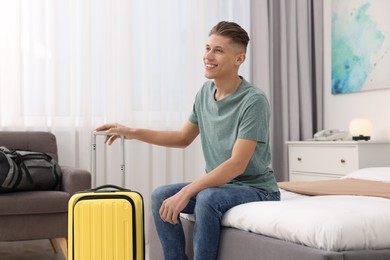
top-left (323, 1), bottom-right (390, 141)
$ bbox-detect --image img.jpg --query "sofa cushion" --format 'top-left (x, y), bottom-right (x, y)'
top-left (0, 131), bottom-right (58, 162)
top-left (0, 191), bottom-right (69, 215)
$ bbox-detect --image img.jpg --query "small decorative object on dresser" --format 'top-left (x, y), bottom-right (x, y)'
top-left (287, 141), bottom-right (390, 181)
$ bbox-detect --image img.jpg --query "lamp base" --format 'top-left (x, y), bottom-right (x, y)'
top-left (352, 135), bottom-right (370, 141)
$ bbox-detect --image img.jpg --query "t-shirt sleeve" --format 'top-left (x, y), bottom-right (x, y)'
top-left (237, 94), bottom-right (270, 143)
top-left (188, 92), bottom-right (199, 125)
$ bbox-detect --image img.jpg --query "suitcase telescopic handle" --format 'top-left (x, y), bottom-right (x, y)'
top-left (87, 184), bottom-right (132, 192)
top-left (91, 130), bottom-right (126, 187)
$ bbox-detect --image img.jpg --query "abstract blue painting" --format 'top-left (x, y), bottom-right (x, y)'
top-left (332, 0), bottom-right (390, 94)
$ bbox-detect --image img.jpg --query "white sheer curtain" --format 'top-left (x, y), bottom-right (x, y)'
top-left (0, 0), bottom-right (251, 238)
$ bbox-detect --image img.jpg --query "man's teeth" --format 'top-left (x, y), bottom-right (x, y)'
top-left (206, 64), bottom-right (217, 68)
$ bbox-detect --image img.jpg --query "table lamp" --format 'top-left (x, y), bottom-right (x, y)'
top-left (349, 118), bottom-right (373, 141)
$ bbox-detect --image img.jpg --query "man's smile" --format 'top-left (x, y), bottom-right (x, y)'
top-left (205, 64), bottom-right (217, 69)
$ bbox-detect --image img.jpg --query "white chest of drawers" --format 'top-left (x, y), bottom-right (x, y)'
top-left (287, 141), bottom-right (390, 181)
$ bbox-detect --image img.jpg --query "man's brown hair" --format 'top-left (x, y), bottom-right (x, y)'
top-left (209, 21), bottom-right (250, 52)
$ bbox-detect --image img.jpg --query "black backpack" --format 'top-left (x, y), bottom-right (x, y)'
top-left (0, 146), bottom-right (62, 193)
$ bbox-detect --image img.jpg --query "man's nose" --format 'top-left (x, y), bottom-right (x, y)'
top-left (204, 50), bottom-right (214, 60)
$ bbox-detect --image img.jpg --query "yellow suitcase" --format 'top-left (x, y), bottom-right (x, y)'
top-left (68, 185), bottom-right (145, 260)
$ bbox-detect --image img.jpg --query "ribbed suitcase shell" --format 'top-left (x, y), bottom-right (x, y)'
top-left (68, 186), bottom-right (145, 260)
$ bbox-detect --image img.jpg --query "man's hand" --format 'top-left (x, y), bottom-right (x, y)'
top-left (95, 123), bottom-right (131, 145)
top-left (159, 189), bottom-right (191, 225)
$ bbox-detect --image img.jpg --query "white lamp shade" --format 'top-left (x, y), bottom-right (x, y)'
top-left (349, 119), bottom-right (373, 136)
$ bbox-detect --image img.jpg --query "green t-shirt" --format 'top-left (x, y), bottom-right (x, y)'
top-left (189, 77), bottom-right (279, 192)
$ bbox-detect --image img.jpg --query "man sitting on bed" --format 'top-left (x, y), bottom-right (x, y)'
top-left (96, 21), bottom-right (280, 260)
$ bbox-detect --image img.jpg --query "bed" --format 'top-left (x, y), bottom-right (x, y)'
top-left (148, 167), bottom-right (390, 259)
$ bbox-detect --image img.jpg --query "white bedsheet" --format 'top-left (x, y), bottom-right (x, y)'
top-left (221, 189), bottom-right (390, 251)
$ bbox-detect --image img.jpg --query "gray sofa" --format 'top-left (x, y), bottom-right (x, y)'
top-left (0, 131), bottom-right (91, 258)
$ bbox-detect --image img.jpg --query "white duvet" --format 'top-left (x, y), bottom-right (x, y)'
top-left (181, 168), bottom-right (390, 251)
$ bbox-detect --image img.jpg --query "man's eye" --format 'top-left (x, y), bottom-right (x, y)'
top-left (215, 49), bottom-right (223, 53)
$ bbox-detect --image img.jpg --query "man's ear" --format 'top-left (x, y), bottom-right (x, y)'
top-left (235, 53), bottom-right (246, 65)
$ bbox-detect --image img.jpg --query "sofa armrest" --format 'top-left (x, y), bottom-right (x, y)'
top-left (60, 166), bottom-right (91, 196)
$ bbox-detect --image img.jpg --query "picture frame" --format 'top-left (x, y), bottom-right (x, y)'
top-left (331, 0), bottom-right (390, 94)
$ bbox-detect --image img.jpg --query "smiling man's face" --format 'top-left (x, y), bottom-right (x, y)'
top-left (203, 34), bottom-right (246, 80)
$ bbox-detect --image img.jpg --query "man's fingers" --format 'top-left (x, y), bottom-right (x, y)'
top-left (95, 123), bottom-right (113, 131)
top-left (105, 134), bottom-right (119, 145)
top-left (159, 202), bottom-right (179, 224)
top-left (171, 213), bottom-right (179, 224)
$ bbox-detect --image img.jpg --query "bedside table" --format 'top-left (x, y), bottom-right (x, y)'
top-left (287, 141), bottom-right (390, 181)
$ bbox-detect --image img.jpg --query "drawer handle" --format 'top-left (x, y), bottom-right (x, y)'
top-left (297, 157), bottom-right (302, 162)
top-left (340, 159), bottom-right (346, 164)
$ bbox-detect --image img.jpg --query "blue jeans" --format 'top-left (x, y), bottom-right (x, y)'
top-left (151, 182), bottom-right (280, 260)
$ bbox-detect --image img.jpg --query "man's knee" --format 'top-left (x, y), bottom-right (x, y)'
top-left (151, 186), bottom-right (168, 206)
top-left (194, 188), bottom-right (220, 213)
top-left (196, 188), bottom-right (215, 202)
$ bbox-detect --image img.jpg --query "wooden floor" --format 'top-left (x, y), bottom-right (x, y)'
top-left (0, 239), bottom-right (150, 260)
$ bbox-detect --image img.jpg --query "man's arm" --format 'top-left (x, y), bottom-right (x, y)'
top-left (185, 138), bottom-right (257, 190)
top-left (95, 120), bottom-right (199, 148)
top-left (159, 138), bottom-right (257, 224)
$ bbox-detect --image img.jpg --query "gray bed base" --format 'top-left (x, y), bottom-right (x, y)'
top-left (149, 216), bottom-right (390, 260)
